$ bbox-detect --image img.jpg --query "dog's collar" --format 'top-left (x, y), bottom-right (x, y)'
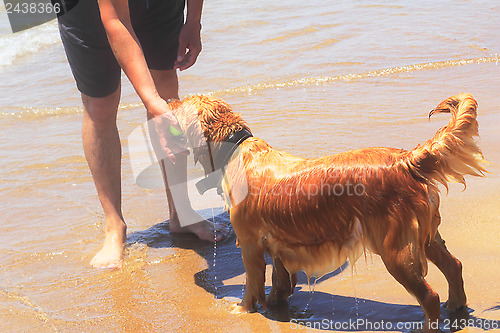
top-left (195, 128), bottom-right (253, 195)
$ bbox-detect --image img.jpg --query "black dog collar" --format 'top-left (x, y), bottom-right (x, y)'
top-left (195, 128), bottom-right (253, 195)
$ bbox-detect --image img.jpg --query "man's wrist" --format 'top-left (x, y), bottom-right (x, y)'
top-left (184, 18), bottom-right (202, 29)
top-left (144, 95), bottom-right (168, 117)
top-left (185, 0), bottom-right (203, 27)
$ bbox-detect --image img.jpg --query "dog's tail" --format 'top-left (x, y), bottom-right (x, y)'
top-left (406, 93), bottom-right (486, 189)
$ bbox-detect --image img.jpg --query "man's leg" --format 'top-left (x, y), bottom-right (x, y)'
top-left (150, 69), bottom-right (229, 241)
top-left (82, 86), bottom-right (127, 268)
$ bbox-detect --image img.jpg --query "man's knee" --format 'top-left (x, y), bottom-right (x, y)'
top-left (82, 86), bottom-right (121, 125)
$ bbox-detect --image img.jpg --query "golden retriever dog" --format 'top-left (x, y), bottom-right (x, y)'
top-left (169, 93), bottom-right (485, 332)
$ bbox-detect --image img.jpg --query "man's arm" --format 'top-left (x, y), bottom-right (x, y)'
top-left (98, 0), bottom-right (168, 117)
top-left (175, 0), bottom-right (203, 71)
top-left (98, 0), bottom-right (188, 163)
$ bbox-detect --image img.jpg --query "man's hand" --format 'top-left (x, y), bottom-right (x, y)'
top-left (175, 20), bottom-right (202, 71)
top-left (147, 98), bottom-right (189, 165)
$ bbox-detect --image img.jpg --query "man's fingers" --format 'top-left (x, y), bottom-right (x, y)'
top-left (175, 34), bottom-right (201, 70)
top-left (177, 36), bottom-right (187, 56)
top-left (167, 152), bottom-right (177, 165)
top-left (166, 146), bottom-right (190, 165)
top-left (161, 112), bottom-right (179, 127)
top-left (175, 51), bottom-right (199, 71)
top-left (183, 52), bottom-right (197, 70)
top-left (174, 54), bottom-right (188, 70)
top-left (176, 37), bottom-right (188, 65)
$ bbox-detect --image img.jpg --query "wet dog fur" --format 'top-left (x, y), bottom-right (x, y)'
top-left (169, 93), bottom-right (485, 332)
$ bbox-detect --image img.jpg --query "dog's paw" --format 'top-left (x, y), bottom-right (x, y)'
top-left (443, 300), bottom-right (467, 313)
top-left (230, 303), bottom-right (250, 314)
top-left (266, 292), bottom-right (287, 307)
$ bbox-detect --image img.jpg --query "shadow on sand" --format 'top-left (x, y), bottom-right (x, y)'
top-left (128, 208), bottom-right (498, 332)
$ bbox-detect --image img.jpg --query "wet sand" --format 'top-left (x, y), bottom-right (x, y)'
top-left (1, 0), bottom-right (500, 331)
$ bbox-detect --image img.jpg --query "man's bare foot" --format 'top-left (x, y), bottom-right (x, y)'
top-left (90, 220), bottom-right (127, 269)
top-left (169, 210), bottom-right (230, 242)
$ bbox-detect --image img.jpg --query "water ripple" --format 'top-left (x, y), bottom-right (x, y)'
top-left (206, 55), bottom-right (500, 96)
top-left (2, 55), bottom-right (498, 119)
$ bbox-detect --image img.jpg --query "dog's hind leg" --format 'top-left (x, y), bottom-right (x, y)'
top-left (425, 231), bottom-right (467, 312)
top-left (381, 242), bottom-right (440, 332)
top-left (267, 257), bottom-right (297, 306)
top-left (238, 244), bottom-right (267, 312)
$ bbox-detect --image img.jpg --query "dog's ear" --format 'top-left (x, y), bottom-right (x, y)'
top-left (194, 97), bottom-right (250, 143)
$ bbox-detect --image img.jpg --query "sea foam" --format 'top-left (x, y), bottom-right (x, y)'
top-left (0, 19), bottom-right (59, 67)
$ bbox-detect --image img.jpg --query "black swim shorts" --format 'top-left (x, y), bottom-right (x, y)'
top-left (57, 0), bottom-right (185, 98)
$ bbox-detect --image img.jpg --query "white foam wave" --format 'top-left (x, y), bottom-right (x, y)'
top-left (205, 55), bottom-right (500, 96)
top-left (0, 19), bottom-right (59, 67)
top-left (2, 56), bottom-right (498, 119)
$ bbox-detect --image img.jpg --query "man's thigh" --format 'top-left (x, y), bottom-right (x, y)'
top-left (58, 0), bottom-right (185, 98)
top-left (131, 0), bottom-right (186, 71)
top-left (57, 0), bottom-right (121, 98)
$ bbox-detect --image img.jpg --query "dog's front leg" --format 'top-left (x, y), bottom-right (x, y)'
top-left (237, 244), bottom-right (267, 312)
top-left (267, 257), bottom-right (297, 306)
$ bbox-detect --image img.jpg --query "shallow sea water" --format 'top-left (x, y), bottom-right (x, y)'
top-left (0, 0), bottom-right (499, 332)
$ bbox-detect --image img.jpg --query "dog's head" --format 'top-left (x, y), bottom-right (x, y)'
top-left (169, 95), bottom-right (251, 173)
